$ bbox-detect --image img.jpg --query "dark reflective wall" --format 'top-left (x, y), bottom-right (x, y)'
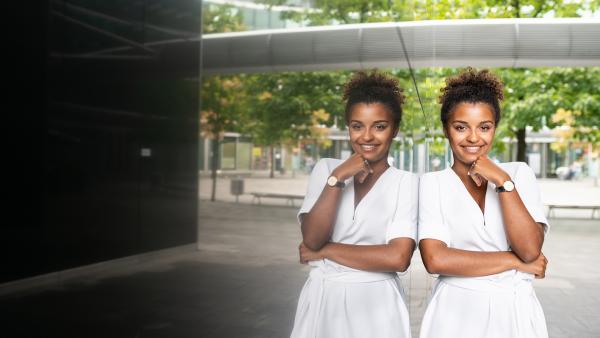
top-left (2, 1), bottom-right (201, 283)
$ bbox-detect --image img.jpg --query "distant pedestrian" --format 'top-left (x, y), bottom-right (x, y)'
top-left (304, 156), bottom-right (315, 174)
top-left (291, 71), bottom-right (417, 338)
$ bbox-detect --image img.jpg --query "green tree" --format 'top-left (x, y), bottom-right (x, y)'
top-left (544, 68), bottom-right (600, 143)
top-left (202, 3), bottom-right (245, 34)
top-left (201, 3), bottom-right (247, 200)
top-left (277, 0), bottom-right (599, 161)
top-left (240, 0), bottom-right (599, 169)
top-left (499, 66), bottom-right (600, 161)
top-left (201, 75), bottom-right (249, 200)
top-left (481, 1), bottom-right (596, 161)
top-left (246, 72), bottom-right (345, 177)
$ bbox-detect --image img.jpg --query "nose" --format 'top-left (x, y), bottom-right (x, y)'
top-left (362, 127), bottom-right (374, 141)
top-left (467, 129), bottom-right (479, 143)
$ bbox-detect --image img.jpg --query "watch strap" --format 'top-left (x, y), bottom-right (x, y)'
top-left (495, 180), bottom-right (514, 193)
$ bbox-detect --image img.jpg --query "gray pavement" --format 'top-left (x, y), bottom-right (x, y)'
top-left (1, 174), bottom-right (599, 337)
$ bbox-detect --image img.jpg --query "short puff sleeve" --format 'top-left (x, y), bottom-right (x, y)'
top-left (386, 172), bottom-right (418, 244)
top-left (418, 173), bottom-right (451, 245)
top-left (514, 162), bottom-right (550, 234)
top-left (297, 158), bottom-right (332, 224)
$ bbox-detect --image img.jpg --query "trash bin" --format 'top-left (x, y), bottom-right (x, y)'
top-left (230, 177), bottom-right (244, 203)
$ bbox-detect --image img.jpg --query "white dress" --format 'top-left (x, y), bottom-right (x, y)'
top-left (418, 162), bottom-right (549, 338)
top-left (290, 158), bottom-right (418, 338)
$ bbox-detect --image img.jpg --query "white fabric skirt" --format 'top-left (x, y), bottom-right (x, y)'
top-left (420, 270), bottom-right (548, 338)
top-left (290, 260), bottom-right (412, 338)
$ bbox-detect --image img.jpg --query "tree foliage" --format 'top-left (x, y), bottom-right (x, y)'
top-left (204, 0), bottom-right (600, 171)
top-left (263, 0), bottom-right (600, 161)
top-left (201, 3), bottom-right (248, 199)
top-left (202, 4), bottom-right (245, 34)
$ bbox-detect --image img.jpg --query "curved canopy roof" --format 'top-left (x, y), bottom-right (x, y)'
top-left (202, 18), bottom-right (600, 74)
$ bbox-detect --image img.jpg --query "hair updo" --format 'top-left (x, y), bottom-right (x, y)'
top-left (343, 70), bottom-right (404, 128)
top-left (439, 67), bottom-right (504, 126)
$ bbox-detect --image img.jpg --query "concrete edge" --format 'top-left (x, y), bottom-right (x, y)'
top-left (0, 243), bottom-right (198, 297)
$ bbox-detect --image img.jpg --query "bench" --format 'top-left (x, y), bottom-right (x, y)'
top-left (250, 192), bottom-right (304, 207)
top-left (546, 204), bottom-right (600, 219)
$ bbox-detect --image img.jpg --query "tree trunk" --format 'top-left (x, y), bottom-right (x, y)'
top-left (210, 138), bottom-right (219, 201)
top-left (516, 128), bottom-right (527, 163)
top-left (269, 145), bottom-right (274, 178)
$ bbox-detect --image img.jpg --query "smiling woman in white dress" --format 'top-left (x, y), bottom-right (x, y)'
top-left (419, 68), bottom-right (549, 338)
top-left (290, 71), bottom-right (418, 338)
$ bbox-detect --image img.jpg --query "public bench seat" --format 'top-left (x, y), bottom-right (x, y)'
top-left (250, 192), bottom-right (304, 206)
top-left (546, 204), bottom-right (600, 219)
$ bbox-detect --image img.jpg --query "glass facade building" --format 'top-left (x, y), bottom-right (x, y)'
top-left (2, 1), bottom-right (202, 283)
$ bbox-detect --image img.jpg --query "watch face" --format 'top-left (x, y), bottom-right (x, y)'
top-left (504, 181), bottom-right (515, 191)
top-left (327, 176), bottom-right (338, 186)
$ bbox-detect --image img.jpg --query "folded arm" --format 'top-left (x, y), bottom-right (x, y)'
top-left (419, 239), bottom-right (547, 278)
top-left (471, 158), bottom-right (545, 263)
top-left (497, 189), bottom-right (545, 263)
top-left (300, 237), bottom-right (415, 272)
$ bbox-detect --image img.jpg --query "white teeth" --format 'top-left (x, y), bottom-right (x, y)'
top-left (464, 146), bottom-right (480, 153)
top-left (361, 145), bottom-right (375, 151)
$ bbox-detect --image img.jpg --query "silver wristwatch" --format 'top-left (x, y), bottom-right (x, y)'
top-left (495, 180), bottom-right (515, 193)
top-left (327, 175), bottom-right (345, 188)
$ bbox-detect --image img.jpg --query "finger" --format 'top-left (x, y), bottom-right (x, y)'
top-left (363, 159), bottom-right (374, 174)
top-left (471, 173), bottom-right (482, 186)
top-left (471, 160), bottom-right (478, 172)
top-left (357, 170), bottom-right (369, 183)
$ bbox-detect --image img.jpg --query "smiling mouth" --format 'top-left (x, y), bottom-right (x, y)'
top-left (360, 144), bottom-right (378, 151)
top-left (462, 146), bottom-right (483, 154)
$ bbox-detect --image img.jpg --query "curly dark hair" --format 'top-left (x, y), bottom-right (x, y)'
top-left (439, 67), bottom-right (504, 126)
top-left (343, 70), bottom-right (404, 128)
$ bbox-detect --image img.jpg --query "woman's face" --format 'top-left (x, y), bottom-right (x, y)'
top-left (348, 102), bottom-right (397, 163)
top-left (445, 102), bottom-right (496, 166)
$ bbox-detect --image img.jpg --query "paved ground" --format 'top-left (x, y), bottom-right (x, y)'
top-left (1, 173), bottom-right (599, 338)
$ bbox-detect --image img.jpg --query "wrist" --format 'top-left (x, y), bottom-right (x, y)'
top-left (320, 243), bottom-right (333, 260)
top-left (331, 169), bottom-right (348, 182)
top-left (510, 253), bottom-right (523, 271)
top-left (493, 173), bottom-right (511, 187)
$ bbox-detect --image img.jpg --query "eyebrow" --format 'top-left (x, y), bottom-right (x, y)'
top-left (452, 120), bottom-right (494, 125)
top-left (350, 120), bottom-right (390, 124)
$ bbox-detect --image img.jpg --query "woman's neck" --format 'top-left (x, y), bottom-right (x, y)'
top-left (368, 157), bottom-right (390, 176)
top-left (451, 159), bottom-right (471, 180)
top-left (452, 157), bottom-right (487, 190)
